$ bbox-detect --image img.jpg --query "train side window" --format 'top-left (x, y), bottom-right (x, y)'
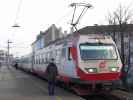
top-left (37, 56), bottom-right (39, 64)
top-left (33, 59), bottom-right (35, 64)
top-left (40, 55), bottom-right (43, 64)
top-left (68, 47), bottom-right (72, 60)
top-left (38, 59), bottom-right (40, 64)
top-left (39, 55), bottom-right (40, 64)
top-left (47, 52), bottom-right (50, 61)
top-left (55, 50), bottom-right (58, 63)
top-left (49, 51), bottom-right (52, 58)
top-left (38, 56), bottom-right (40, 64)
top-left (61, 48), bottom-right (66, 58)
top-left (33, 59), bottom-right (34, 64)
top-left (34, 57), bottom-right (36, 64)
top-left (45, 53), bottom-right (48, 63)
top-left (35, 56), bottom-right (37, 64)
top-left (36, 59), bottom-right (38, 64)
top-left (55, 50), bottom-right (57, 57)
top-left (35, 57), bottom-right (37, 64)
top-left (56, 49), bottom-right (60, 63)
top-left (42, 54), bottom-right (44, 64)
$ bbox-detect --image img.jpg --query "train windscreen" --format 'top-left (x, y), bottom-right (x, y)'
top-left (79, 44), bottom-right (117, 60)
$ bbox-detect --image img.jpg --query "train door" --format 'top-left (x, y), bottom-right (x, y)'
top-left (60, 47), bottom-right (67, 75)
top-left (60, 47), bottom-right (77, 78)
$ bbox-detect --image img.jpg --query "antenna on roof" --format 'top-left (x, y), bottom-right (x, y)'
top-left (70, 3), bottom-right (93, 32)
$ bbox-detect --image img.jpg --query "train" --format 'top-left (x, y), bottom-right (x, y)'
top-left (17, 33), bottom-right (122, 95)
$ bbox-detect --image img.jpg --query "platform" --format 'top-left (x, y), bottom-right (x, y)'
top-left (0, 66), bottom-right (84, 100)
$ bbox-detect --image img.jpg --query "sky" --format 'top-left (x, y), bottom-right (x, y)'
top-left (0, 0), bottom-right (133, 57)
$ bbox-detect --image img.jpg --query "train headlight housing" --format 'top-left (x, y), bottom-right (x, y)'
top-left (85, 68), bottom-right (97, 73)
top-left (110, 67), bottom-right (118, 72)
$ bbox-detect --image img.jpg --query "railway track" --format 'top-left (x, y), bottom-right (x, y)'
top-left (84, 94), bottom-right (121, 100)
top-left (110, 89), bottom-right (133, 100)
top-left (83, 89), bottom-right (133, 100)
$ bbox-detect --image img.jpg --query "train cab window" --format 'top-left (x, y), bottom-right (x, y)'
top-left (79, 44), bottom-right (117, 60)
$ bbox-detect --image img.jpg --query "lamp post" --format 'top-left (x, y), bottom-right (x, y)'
top-left (12, 23), bottom-right (21, 27)
top-left (12, 0), bottom-right (22, 28)
top-left (7, 40), bottom-right (12, 67)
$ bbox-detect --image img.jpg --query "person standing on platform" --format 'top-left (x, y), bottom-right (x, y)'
top-left (14, 62), bottom-right (18, 69)
top-left (0, 62), bottom-right (1, 69)
top-left (46, 58), bottom-right (58, 96)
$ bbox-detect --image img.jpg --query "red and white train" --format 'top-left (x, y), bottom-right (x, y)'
top-left (18, 33), bottom-right (122, 94)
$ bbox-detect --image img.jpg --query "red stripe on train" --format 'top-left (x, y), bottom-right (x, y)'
top-left (77, 67), bottom-right (121, 80)
top-left (70, 47), bottom-right (78, 64)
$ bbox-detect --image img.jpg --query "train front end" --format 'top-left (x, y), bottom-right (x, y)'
top-left (76, 34), bottom-right (122, 83)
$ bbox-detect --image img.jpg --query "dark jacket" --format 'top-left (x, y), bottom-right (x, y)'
top-left (14, 63), bottom-right (18, 68)
top-left (46, 62), bottom-right (58, 81)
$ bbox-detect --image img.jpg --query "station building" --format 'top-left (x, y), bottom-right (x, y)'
top-left (31, 24), bottom-right (64, 55)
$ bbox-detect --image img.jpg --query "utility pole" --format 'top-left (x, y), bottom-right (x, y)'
top-left (7, 40), bottom-right (12, 67)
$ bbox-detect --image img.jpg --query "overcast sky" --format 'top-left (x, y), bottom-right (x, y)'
top-left (0, 0), bottom-right (133, 57)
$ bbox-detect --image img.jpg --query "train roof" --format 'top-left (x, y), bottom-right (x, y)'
top-left (45, 33), bottom-right (113, 46)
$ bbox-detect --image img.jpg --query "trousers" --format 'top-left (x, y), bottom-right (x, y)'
top-left (48, 80), bottom-right (56, 96)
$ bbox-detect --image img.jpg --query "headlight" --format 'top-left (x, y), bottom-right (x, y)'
top-left (85, 68), bottom-right (97, 73)
top-left (110, 67), bottom-right (118, 72)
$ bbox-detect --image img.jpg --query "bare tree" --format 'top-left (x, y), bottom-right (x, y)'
top-left (106, 4), bottom-right (133, 88)
top-left (106, 4), bottom-right (133, 65)
top-left (106, 4), bottom-right (133, 24)
top-left (106, 12), bottom-right (116, 25)
top-left (106, 12), bottom-right (116, 40)
top-left (114, 4), bottom-right (133, 25)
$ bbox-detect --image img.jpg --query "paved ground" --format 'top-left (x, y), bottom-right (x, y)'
top-left (0, 66), bottom-right (84, 100)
